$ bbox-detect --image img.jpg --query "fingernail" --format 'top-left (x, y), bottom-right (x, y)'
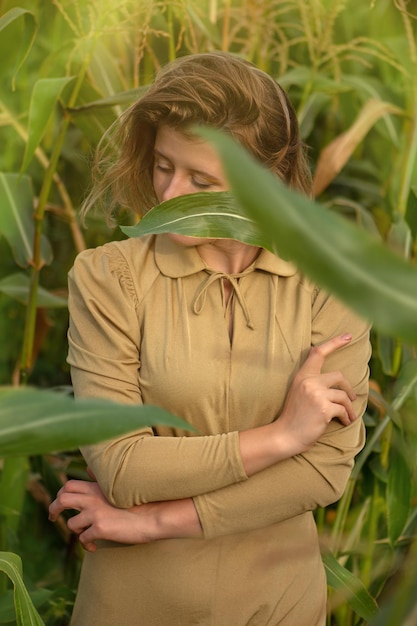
top-left (341, 333), bottom-right (352, 340)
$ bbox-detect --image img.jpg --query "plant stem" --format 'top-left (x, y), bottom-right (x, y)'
top-left (167, 4), bottom-right (176, 62)
top-left (361, 481), bottom-right (380, 590)
top-left (221, 0), bottom-right (231, 51)
top-left (19, 37), bottom-right (97, 380)
top-left (395, 0), bottom-right (417, 216)
top-left (330, 477), bottom-right (355, 554)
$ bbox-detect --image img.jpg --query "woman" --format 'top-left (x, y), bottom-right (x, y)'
top-left (49, 52), bottom-right (371, 625)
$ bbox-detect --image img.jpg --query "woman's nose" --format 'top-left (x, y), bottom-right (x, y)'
top-left (161, 175), bottom-right (191, 202)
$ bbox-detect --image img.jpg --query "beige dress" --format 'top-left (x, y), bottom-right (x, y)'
top-left (67, 234), bottom-right (371, 626)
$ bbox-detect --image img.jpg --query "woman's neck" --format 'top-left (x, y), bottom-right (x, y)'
top-left (196, 240), bottom-right (261, 274)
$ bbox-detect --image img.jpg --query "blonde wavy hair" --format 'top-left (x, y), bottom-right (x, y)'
top-left (81, 51), bottom-right (311, 221)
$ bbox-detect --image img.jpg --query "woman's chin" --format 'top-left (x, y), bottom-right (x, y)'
top-left (167, 233), bottom-right (214, 247)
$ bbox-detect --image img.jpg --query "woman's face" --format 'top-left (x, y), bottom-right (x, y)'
top-left (153, 124), bottom-right (228, 247)
top-left (153, 124), bottom-right (228, 201)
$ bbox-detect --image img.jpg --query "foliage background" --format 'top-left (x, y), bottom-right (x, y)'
top-left (0, 0), bottom-right (417, 624)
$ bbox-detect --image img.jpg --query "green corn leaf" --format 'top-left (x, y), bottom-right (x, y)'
top-left (0, 8), bottom-right (37, 89)
top-left (0, 552), bottom-right (45, 626)
top-left (369, 540), bottom-right (417, 625)
top-left (21, 76), bottom-right (75, 173)
top-left (278, 66), bottom-right (351, 94)
top-left (0, 173), bottom-right (53, 268)
top-left (199, 129), bottom-right (417, 345)
top-left (66, 81), bottom-right (132, 146)
top-left (337, 74), bottom-right (400, 142)
top-left (377, 334), bottom-right (401, 377)
top-left (0, 456), bottom-right (29, 535)
top-left (88, 42), bottom-right (126, 103)
top-left (387, 442), bottom-right (411, 547)
top-left (0, 272), bottom-right (67, 307)
top-left (67, 62), bottom-right (148, 145)
top-left (121, 192), bottom-right (264, 246)
top-left (0, 387), bottom-right (194, 457)
top-left (69, 86), bottom-right (149, 112)
top-left (0, 589), bottom-right (52, 624)
top-left (322, 550), bottom-right (379, 621)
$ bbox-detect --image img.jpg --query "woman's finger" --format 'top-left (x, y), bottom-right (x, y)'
top-left (49, 489), bottom-right (94, 521)
top-left (67, 510), bottom-right (91, 535)
top-left (49, 494), bottom-right (79, 520)
top-left (61, 479), bottom-right (98, 495)
top-left (318, 371), bottom-right (357, 401)
top-left (300, 334), bottom-right (353, 377)
top-left (78, 528), bottom-right (98, 552)
top-left (327, 389), bottom-right (357, 424)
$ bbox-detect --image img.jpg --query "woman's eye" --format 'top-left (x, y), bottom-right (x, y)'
top-left (154, 161), bottom-right (172, 173)
top-left (192, 178), bottom-right (213, 189)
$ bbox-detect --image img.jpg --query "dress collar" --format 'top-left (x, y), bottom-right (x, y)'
top-left (154, 234), bottom-right (297, 278)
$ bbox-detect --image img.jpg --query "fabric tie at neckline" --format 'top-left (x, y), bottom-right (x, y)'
top-left (192, 269), bottom-right (255, 329)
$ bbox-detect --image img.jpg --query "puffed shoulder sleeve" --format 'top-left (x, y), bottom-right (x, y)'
top-left (193, 290), bottom-right (371, 539)
top-left (67, 244), bottom-right (143, 404)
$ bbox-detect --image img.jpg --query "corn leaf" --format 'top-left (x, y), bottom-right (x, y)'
top-left (0, 589), bottom-right (51, 624)
top-left (0, 387), bottom-right (193, 457)
top-left (387, 440), bottom-right (411, 546)
top-left (322, 550), bottom-right (379, 621)
top-left (121, 192), bottom-right (263, 246)
top-left (0, 173), bottom-right (52, 268)
top-left (89, 41), bottom-right (126, 100)
top-left (0, 552), bottom-right (44, 626)
top-left (312, 99), bottom-right (403, 196)
top-left (0, 456), bottom-right (29, 534)
top-left (0, 8), bottom-right (37, 89)
top-left (67, 82), bottom-right (117, 145)
top-left (69, 86), bottom-right (149, 111)
top-left (370, 541), bottom-right (417, 625)
top-left (21, 77), bottom-right (75, 173)
top-left (0, 272), bottom-right (67, 307)
top-left (200, 129), bottom-right (417, 345)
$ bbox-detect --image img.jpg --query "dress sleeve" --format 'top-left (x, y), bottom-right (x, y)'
top-left (193, 291), bottom-right (371, 539)
top-left (68, 244), bottom-right (247, 508)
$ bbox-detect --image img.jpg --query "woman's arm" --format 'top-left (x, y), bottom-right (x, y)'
top-left (49, 480), bottom-right (202, 552)
top-left (49, 333), bottom-right (364, 549)
top-left (192, 313), bottom-right (370, 539)
top-left (49, 423), bottom-right (363, 551)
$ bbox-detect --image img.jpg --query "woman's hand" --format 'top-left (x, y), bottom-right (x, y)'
top-left (48, 480), bottom-right (157, 551)
top-left (49, 479), bottom-right (202, 552)
top-left (277, 333), bottom-right (357, 455)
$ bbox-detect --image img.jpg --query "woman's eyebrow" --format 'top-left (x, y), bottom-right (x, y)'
top-left (153, 148), bottom-right (170, 159)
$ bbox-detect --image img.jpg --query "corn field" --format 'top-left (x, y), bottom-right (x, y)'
top-left (1, 1), bottom-right (417, 624)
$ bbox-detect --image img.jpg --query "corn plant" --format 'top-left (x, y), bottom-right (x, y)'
top-left (0, 1), bottom-right (416, 624)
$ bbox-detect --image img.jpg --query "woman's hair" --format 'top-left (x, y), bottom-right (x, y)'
top-left (81, 51), bottom-right (311, 220)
